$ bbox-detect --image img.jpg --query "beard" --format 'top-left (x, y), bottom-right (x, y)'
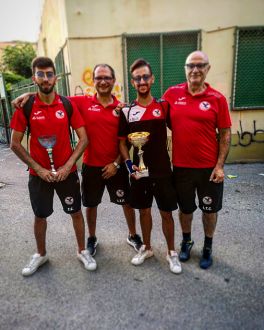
top-left (37, 82), bottom-right (55, 95)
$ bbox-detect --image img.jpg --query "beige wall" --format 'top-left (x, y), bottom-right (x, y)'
top-left (38, 0), bottom-right (264, 162)
top-left (37, 0), bottom-right (68, 60)
top-left (65, 0), bottom-right (264, 37)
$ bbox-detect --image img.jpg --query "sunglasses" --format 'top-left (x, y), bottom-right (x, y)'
top-left (94, 76), bottom-right (113, 82)
top-left (132, 74), bottom-right (152, 84)
top-left (185, 63), bottom-right (209, 70)
top-left (35, 71), bottom-right (55, 79)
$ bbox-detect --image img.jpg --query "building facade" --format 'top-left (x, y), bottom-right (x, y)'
top-left (36, 0), bottom-right (264, 162)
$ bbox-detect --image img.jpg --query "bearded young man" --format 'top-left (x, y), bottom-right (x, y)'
top-left (10, 56), bottom-right (96, 276)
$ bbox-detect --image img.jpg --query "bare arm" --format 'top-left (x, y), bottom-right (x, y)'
top-left (210, 128), bottom-right (231, 183)
top-left (10, 130), bottom-right (55, 182)
top-left (11, 92), bottom-right (36, 108)
top-left (119, 139), bottom-right (130, 161)
top-left (55, 126), bottom-right (88, 181)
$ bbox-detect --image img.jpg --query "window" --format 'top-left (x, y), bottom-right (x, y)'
top-left (122, 31), bottom-right (201, 102)
top-left (232, 27), bottom-right (264, 110)
top-left (55, 49), bottom-right (70, 96)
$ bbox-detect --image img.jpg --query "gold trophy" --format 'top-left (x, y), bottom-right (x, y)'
top-left (128, 131), bottom-right (150, 178)
top-left (38, 135), bottom-right (57, 174)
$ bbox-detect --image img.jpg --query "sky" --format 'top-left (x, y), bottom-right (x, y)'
top-left (0, 0), bottom-right (44, 42)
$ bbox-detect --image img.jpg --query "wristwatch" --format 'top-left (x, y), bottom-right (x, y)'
top-left (113, 161), bottom-right (120, 169)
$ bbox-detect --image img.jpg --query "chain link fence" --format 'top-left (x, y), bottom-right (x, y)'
top-left (232, 26), bottom-right (264, 110)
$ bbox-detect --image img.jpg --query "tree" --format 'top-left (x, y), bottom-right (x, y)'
top-left (1, 43), bottom-right (36, 78)
top-left (2, 72), bottom-right (25, 93)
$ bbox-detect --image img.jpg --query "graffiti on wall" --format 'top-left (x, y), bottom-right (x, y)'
top-left (232, 120), bottom-right (264, 147)
top-left (77, 67), bottom-right (122, 100)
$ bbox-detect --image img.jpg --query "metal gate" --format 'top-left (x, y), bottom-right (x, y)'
top-left (0, 74), bottom-right (12, 144)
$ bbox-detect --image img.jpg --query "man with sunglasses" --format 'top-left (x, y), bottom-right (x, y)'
top-left (163, 51), bottom-right (231, 269)
top-left (10, 56), bottom-right (97, 276)
top-left (118, 58), bottom-right (181, 274)
top-left (12, 63), bottom-right (142, 267)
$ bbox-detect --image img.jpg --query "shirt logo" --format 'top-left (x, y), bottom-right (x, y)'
top-left (174, 97), bottom-right (186, 105)
top-left (33, 111), bottom-right (42, 115)
top-left (116, 189), bottom-right (124, 198)
top-left (202, 196), bottom-right (213, 205)
top-left (32, 115), bottom-right (45, 120)
top-left (88, 105), bottom-right (101, 112)
top-left (56, 110), bottom-right (65, 119)
top-left (112, 109), bottom-right (120, 117)
top-left (152, 109), bottom-right (161, 117)
top-left (199, 101), bottom-right (211, 111)
top-left (65, 196), bottom-right (74, 205)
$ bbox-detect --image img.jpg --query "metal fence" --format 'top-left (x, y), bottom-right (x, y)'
top-left (232, 26), bottom-right (264, 110)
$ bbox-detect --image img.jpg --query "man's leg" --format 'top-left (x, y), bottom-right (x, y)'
top-left (199, 212), bottom-right (217, 269)
top-left (22, 216), bottom-right (49, 276)
top-left (86, 206), bottom-right (99, 257)
top-left (86, 206), bottom-right (97, 237)
top-left (73, 209), bottom-right (97, 271)
top-left (178, 210), bottom-right (194, 262)
top-left (34, 216), bottom-right (47, 256)
top-left (160, 210), bottom-right (175, 252)
top-left (70, 210), bottom-right (85, 253)
top-left (160, 210), bottom-right (182, 274)
top-left (139, 208), bottom-right (152, 250)
top-left (122, 204), bottom-right (136, 236)
top-left (179, 210), bottom-right (193, 233)
top-left (131, 207), bottom-right (154, 266)
top-left (202, 212), bottom-right (217, 238)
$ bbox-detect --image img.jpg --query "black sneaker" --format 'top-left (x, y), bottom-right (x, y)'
top-left (127, 234), bottom-right (143, 252)
top-left (87, 236), bottom-right (98, 257)
top-left (179, 240), bottom-right (194, 262)
top-left (199, 247), bottom-right (213, 269)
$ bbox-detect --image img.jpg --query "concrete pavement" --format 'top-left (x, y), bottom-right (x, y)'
top-left (0, 144), bottom-right (263, 330)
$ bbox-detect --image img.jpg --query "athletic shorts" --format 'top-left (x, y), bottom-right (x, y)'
top-left (28, 171), bottom-right (82, 218)
top-left (128, 176), bottom-right (178, 212)
top-left (172, 167), bottom-right (224, 214)
top-left (81, 164), bottom-right (130, 207)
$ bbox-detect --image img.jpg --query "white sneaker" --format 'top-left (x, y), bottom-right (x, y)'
top-left (166, 251), bottom-right (182, 274)
top-left (77, 250), bottom-right (97, 271)
top-left (131, 245), bottom-right (154, 265)
top-left (22, 253), bottom-right (49, 276)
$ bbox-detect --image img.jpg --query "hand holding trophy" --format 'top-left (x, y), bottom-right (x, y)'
top-left (128, 131), bottom-right (150, 178)
top-left (38, 135), bottom-right (57, 174)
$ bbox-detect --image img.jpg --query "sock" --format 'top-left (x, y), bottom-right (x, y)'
top-left (182, 232), bottom-right (191, 242)
top-left (204, 236), bottom-right (213, 249)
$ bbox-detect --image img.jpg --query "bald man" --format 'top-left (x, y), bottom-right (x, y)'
top-left (163, 51), bottom-right (231, 269)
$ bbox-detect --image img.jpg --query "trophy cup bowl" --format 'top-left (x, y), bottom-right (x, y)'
top-left (38, 135), bottom-right (57, 174)
top-left (128, 131), bottom-right (150, 178)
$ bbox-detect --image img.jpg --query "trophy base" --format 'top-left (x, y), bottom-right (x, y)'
top-left (135, 169), bottom-right (149, 178)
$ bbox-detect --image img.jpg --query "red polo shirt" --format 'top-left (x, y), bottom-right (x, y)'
top-left (163, 82), bottom-right (232, 168)
top-left (10, 93), bottom-right (84, 175)
top-left (70, 94), bottom-right (120, 166)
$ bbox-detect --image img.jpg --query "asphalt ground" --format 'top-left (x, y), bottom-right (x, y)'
top-left (0, 144), bottom-right (264, 330)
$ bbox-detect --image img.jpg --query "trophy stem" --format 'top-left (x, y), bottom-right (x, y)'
top-left (138, 147), bottom-right (146, 171)
top-left (46, 148), bottom-right (57, 174)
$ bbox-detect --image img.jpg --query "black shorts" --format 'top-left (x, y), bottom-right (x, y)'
top-left (172, 167), bottom-right (224, 214)
top-left (28, 171), bottom-right (82, 218)
top-left (128, 176), bottom-right (178, 212)
top-left (81, 164), bottom-right (130, 207)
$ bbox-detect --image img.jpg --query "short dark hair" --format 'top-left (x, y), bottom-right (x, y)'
top-left (130, 58), bottom-right (153, 75)
top-left (31, 56), bottom-right (56, 74)
top-left (93, 64), bottom-right (116, 79)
